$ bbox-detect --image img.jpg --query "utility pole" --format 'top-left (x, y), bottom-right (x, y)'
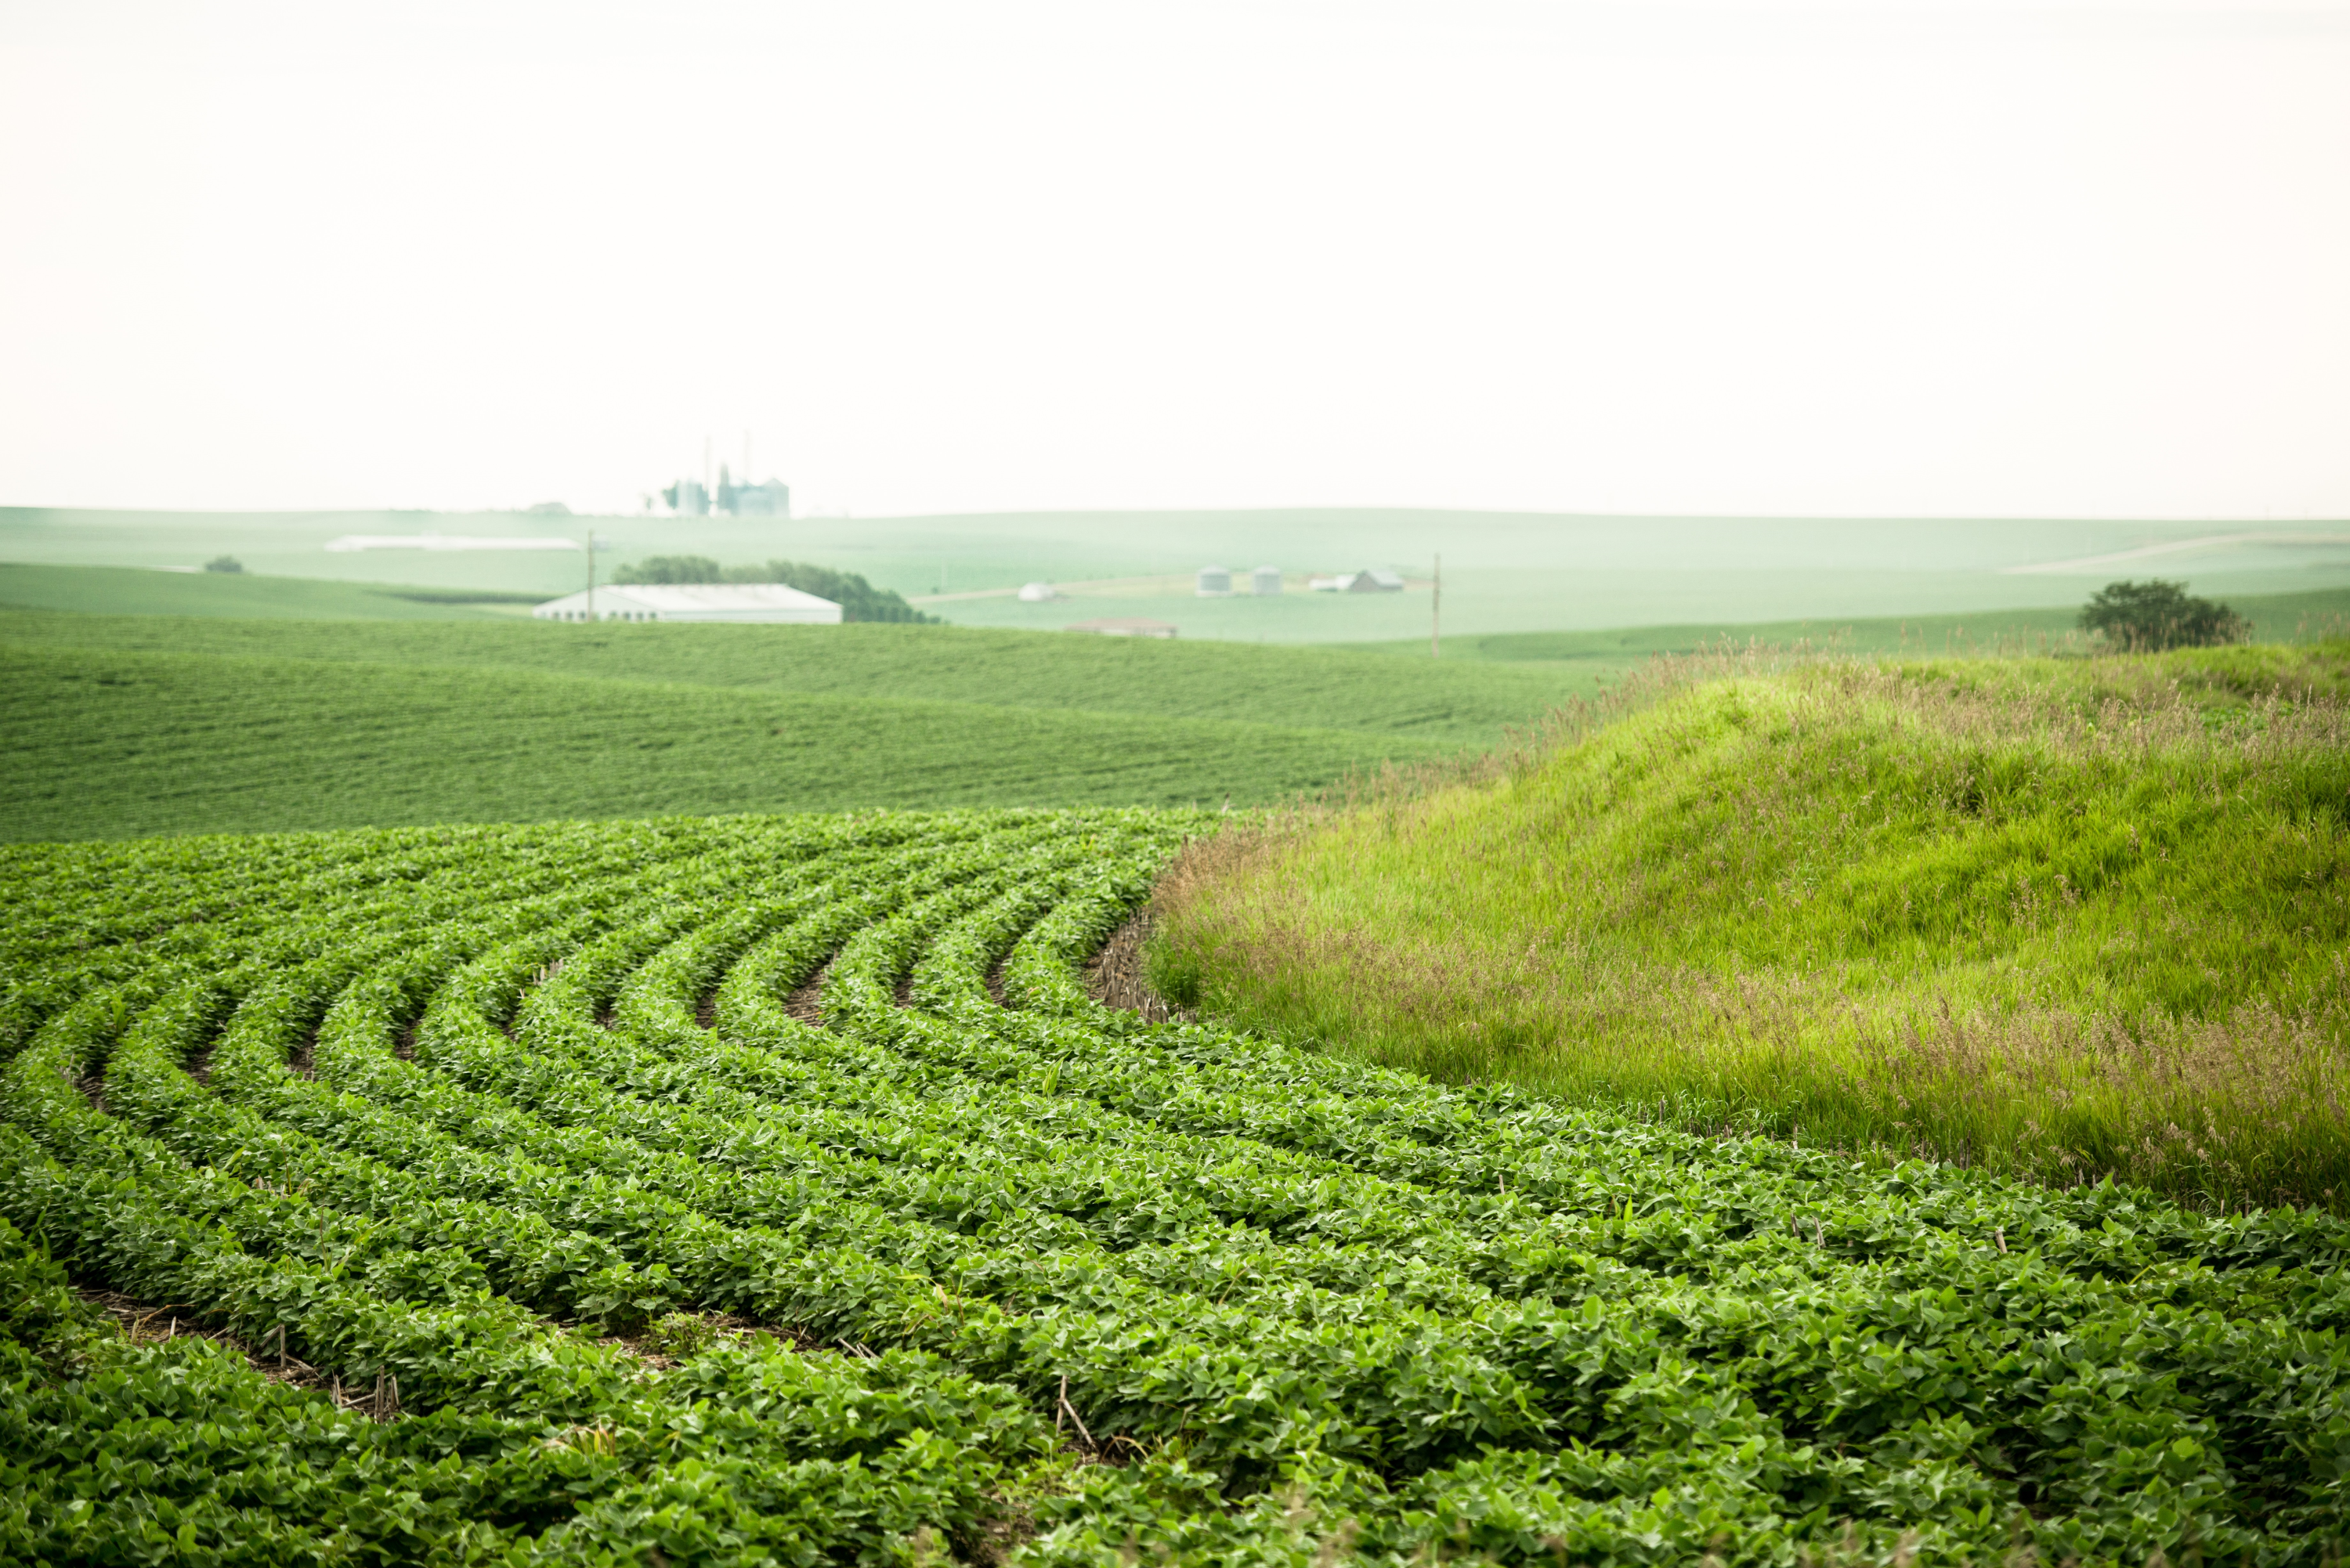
top-left (584, 532), bottom-right (604, 621)
top-left (1431, 552), bottom-right (1441, 659)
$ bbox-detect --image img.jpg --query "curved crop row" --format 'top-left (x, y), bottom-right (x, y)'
top-left (2, 808), bottom-right (2345, 1566)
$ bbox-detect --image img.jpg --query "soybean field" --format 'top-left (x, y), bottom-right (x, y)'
top-left (4, 811), bottom-right (2348, 1564)
top-left (0, 609), bottom-right (1585, 841)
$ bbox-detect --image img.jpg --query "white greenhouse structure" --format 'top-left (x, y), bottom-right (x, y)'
top-left (533, 584), bottom-right (842, 624)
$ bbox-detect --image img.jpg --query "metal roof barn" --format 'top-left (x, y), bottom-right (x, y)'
top-left (533, 584), bottom-right (842, 623)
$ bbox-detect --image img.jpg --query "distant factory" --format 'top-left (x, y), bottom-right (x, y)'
top-left (659, 432), bottom-right (790, 518)
top-left (662, 467), bottom-right (789, 518)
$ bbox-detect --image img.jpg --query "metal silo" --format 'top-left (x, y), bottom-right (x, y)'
top-left (1196, 565), bottom-right (1233, 597)
top-left (1252, 565), bottom-right (1282, 595)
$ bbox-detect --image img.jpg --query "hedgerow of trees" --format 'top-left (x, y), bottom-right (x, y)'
top-left (611, 555), bottom-right (935, 623)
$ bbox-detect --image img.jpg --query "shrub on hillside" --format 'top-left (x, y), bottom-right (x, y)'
top-left (610, 555), bottom-right (935, 623)
top-left (203, 555), bottom-right (243, 574)
top-left (2080, 578), bottom-right (2247, 650)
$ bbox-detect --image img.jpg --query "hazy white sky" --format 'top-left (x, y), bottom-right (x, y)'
top-left (3, 0), bottom-right (2347, 518)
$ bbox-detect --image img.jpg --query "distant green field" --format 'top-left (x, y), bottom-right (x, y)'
top-left (11, 506), bottom-right (2347, 644)
top-left (1347, 583), bottom-right (2350, 663)
top-left (0, 562), bottom-right (533, 620)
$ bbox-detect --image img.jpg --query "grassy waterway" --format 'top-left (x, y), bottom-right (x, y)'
top-left (1152, 642), bottom-right (2350, 1211)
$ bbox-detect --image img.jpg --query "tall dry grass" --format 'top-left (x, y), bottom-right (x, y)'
top-left (1152, 644), bottom-right (2350, 1210)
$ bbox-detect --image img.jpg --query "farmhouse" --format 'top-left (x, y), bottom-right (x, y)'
top-left (533, 583), bottom-right (842, 623)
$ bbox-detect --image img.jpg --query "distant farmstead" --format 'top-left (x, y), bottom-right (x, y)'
top-left (533, 584), bottom-right (842, 623)
top-left (1065, 617), bottom-right (1178, 639)
top-left (1309, 569), bottom-right (1405, 593)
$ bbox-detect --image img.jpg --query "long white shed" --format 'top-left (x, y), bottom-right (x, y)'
top-left (533, 584), bottom-right (842, 623)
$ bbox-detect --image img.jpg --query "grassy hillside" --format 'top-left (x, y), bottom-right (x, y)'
top-left (0, 609), bottom-right (1597, 748)
top-left (0, 639), bottom-right (1449, 840)
top-left (1152, 641), bottom-right (2350, 1210)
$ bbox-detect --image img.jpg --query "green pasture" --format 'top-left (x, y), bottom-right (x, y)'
top-left (1152, 640), bottom-right (2350, 1211)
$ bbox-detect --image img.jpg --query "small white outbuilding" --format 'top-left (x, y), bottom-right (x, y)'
top-left (533, 583), bottom-right (842, 623)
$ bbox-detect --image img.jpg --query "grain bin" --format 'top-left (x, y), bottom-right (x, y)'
top-left (1196, 565), bottom-right (1233, 597)
top-left (1252, 565), bottom-right (1282, 595)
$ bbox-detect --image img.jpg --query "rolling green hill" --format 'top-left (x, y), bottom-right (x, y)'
top-left (0, 638), bottom-right (1452, 841)
top-left (0, 609), bottom-right (1600, 749)
top-left (12, 580), bottom-right (2342, 845)
top-left (0, 605), bottom-right (1609, 841)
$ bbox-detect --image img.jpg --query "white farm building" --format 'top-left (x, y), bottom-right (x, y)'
top-left (533, 584), bottom-right (842, 624)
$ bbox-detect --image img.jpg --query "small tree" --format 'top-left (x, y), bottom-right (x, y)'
top-left (204, 555), bottom-right (243, 574)
top-left (2078, 579), bottom-right (2247, 651)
